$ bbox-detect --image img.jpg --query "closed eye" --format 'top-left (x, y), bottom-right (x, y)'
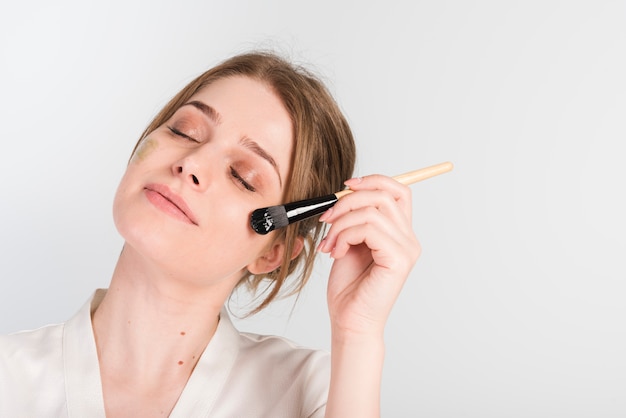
top-left (230, 167), bottom-right (256, 192)
top-left (168, 126), bottom-right (200, 143)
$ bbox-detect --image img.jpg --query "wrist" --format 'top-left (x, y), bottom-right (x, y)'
top-left (331, 324), bottom-right (385, 345)
top-left (327, 327), bottom-right (385, 418)
top-left (331, 328), bottom-right (385, 358)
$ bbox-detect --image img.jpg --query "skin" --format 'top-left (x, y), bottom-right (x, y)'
top-left (132, 136), bottom-right (159, 162)
top-left (320, 175), bottom-right (420, 417)
top-left (94, 75), bottom-right (420, 417)
top-left (97, 76), bottom-right (296, 416)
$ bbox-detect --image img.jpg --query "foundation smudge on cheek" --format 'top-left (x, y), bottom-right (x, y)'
top-left (132, 137), bottom-right (159, 161)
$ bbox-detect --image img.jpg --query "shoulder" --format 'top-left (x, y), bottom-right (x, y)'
top-left (0, 324), bottom-right (67, 414)
top-left (219, 309), bottom-right (330, 382)
top-left (211, 311), bottom-right (330, 416)
top-left (0, 322), bottom-right (64, 365)
top-left (238, 331), bottom-right (330, 375)
top-left (228, 331), bottom-right (330, 414)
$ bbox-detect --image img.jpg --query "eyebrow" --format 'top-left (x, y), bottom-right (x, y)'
top-left (240, 137), bottom-right (282, 187)
top-left (182, 100), bottom-right (283, 187)
top-left (184, 100), bottom-right (222, 125)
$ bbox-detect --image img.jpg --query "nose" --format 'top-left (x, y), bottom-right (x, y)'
top-left (175, 165), bottom-right (199, 184)
top-left (172, 155), bottom-right (206, 189)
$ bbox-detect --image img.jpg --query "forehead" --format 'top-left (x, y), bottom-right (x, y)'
top-left (188, 76), bottom-right (294, 182)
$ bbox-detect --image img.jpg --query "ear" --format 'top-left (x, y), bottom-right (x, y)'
top-left (247, 236), bottom-right (305, 275)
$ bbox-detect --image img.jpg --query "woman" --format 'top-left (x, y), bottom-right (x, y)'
top-left (0, 51), bottom-right (420, 417)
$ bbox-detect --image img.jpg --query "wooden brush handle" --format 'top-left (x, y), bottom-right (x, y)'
top-left (393, 161), bottom-right (454, 185)
top-left (335, 161), bottom-right (453, 199)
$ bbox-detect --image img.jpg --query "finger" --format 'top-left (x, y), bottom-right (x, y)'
top-left (319, 205), bottom-right (407, 254)
top-left (343, 174), bottom-right (413, 216)
top-left (330, 220), bottom-right (419, 273)
top-left (321, 188), bottom-right (412, 225)
top-left (321, 206), bottom-right (419, 266)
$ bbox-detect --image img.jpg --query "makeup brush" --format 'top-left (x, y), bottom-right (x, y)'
top-left (250, 161), bottom-right (454, 235)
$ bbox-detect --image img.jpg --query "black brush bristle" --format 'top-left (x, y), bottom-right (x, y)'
top-left (250, 205), bottom-right (289, 235)
top-left (250, 193), bottom-right (338, 235)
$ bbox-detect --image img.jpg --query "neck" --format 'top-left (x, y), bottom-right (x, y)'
top-left (92, 245), bottom-right (237, 385)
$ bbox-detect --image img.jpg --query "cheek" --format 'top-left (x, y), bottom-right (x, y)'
top-left (111, 171), bottom-right (134, 235)
top-left (132, 136), bottom-right (159, 162)
top-left (196, 205), bottom-right (269, 254)
top-left (111, 161), bottom-right (146, 236)
top-left (112, 149), bottom-right (153, 229)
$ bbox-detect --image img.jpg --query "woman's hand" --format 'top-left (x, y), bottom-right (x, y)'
top-left (319, 174), bottom-right (421, 417)
top-left (318, 174), bottom-right (421, 340)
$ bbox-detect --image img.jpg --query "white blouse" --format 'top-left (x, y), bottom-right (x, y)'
top-left (0, 290), bottom-right (329, 417)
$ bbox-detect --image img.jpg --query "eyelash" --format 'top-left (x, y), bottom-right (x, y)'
top-left (168, 125), bottom-right (256, 193)
top-left (230, 167), bottom-right (256, 192)
top-left (168, 126), bottom-right (200, 143)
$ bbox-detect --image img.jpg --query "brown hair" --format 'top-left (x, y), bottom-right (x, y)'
top-left (132, 51), bottom-right (356, 314)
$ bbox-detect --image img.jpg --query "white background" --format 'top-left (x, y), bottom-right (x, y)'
top-left (1, 1), bottom-right (625, 416)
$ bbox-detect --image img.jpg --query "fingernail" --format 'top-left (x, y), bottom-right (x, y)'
top-left (344, 177), bottom-right (362, 186)
top-left (316, 238), bottom-right (327, 252)
top-left (319, 207), bottom-right (333, 222)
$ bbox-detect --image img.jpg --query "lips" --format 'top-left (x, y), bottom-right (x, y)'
top-left (144, 183), bottom-right (198, 225)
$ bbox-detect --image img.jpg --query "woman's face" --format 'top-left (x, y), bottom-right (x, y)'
top-left (113, 76), bottom-right (294, 285)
